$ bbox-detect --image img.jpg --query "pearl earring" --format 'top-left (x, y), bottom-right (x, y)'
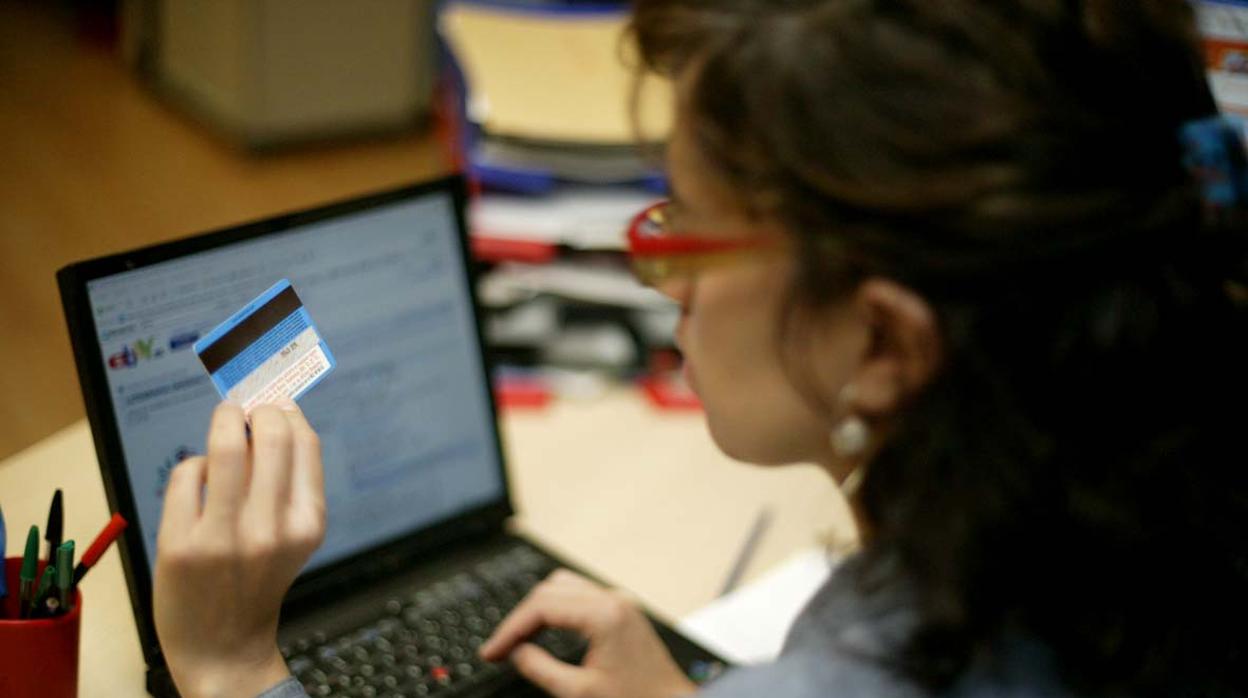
top-left (830, 415), bottom-right (869, 459)
top-left (830, 384), bottom-right (870, 457)
top-left (830, 384), bottom-right (870, 496)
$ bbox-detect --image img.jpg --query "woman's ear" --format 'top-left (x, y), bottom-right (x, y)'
top-left (846, 278), bottom-right (942, 419)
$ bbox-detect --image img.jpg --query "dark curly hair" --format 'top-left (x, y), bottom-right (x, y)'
top-left (630, 0), bottom-right (1248, 694)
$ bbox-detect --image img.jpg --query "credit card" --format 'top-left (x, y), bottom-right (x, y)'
top-left (193, 279), bottom-right (336, 413)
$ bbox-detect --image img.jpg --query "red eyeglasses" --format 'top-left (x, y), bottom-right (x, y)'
top-left (625, 200), bottom-right (785, 286)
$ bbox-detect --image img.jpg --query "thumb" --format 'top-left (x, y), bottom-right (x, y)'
top-left (511, 643), bottom-right (594, 698)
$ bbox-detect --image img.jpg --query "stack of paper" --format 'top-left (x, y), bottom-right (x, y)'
top-left (438, 0), bottom-right (682, 384)
top-left (439, 0), bottom-right (672, 190)
top-left (470, 185), bottom-right (659, 251)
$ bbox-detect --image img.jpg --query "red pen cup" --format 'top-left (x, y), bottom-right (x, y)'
top-left (0, 557), bottom-right (82, 698)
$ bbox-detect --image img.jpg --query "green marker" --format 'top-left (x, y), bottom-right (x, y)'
top-left (32, 564), bottom-right (56, 619)
top-left (55, 541), bottom-right (74, 612)
top-left (18, 525), bottom-right (39, 619)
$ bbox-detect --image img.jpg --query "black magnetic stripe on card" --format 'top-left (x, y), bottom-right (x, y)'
top-left (199, 285), bottom-right (303, 374)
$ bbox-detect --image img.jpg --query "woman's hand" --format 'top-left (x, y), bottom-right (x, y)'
top-left (153, 401), bottom-right (327, 698)
top-left (479, 569), bottom-right (698, 698)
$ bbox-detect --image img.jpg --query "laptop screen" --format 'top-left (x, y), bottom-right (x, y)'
top-left (82, 189), bottom-right (505, 573)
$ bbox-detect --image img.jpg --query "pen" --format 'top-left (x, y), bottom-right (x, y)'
top-left (18, 525), bottom-right (39, 619)
top-left (55, 541), bottom-right (74, 613)
top-left (718, 506), bottom-right (774, 597)
top-left (45, 489), bottom-right (63, 561)
top-left (71, 513), bottom-right (128, 587)
top-left (32, 564), bottom-right (56, 619)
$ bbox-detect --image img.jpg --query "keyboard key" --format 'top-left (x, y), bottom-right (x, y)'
top-left (423, 635), bottom-right (446, 652)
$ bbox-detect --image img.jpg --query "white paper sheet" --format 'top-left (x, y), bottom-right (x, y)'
top-left (678, 548), bottom-right (837, 665)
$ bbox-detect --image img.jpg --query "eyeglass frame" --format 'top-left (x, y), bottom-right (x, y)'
top-left (625, 200), bottom-right (786, 286)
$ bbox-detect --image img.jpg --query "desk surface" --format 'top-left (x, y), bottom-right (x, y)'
top-left (0, 388), bottom-right (853, 697)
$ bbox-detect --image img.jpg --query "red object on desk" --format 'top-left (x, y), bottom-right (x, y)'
top-left (494, 377), bottom-right (553, 410)
top-left (639, 350), bottom-right (702, 411)
top-left (638, 375), bottom-right (703, 411)
top-left (0, 558), bottom-right (82, 698)
top-left (470, 236), bottom-right (559, 264)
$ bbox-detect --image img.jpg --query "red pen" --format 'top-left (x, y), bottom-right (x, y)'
top-left (71, 513), bottom-right (128, 587)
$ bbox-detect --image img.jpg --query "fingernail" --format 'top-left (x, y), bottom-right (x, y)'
top-left (276, 397), bottom-right (299, 413)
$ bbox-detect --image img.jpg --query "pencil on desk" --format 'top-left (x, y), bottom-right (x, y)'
top-left (719, 506), bottom-right (774, 597)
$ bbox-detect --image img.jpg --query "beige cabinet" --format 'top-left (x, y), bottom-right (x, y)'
top-left (145, 0), bottom-right (436, 148)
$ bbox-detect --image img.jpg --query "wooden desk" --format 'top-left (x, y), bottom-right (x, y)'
top-left (0, 388), bottom-right (853, 697)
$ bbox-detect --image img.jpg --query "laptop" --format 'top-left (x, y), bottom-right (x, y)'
top-left (57, 175), bottom-right (725, 697)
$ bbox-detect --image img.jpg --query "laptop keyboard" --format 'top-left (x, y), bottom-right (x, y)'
top-left (281, 545), bottom-right (584, 697)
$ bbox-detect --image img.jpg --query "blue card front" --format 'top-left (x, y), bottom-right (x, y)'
top-left (193, 279), bottom-right (336, 413)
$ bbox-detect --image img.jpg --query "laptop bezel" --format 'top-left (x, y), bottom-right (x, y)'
top-left (56, 174), bottom-right (516, 671)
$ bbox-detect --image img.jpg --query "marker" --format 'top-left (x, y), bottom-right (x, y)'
top-left (41, 593), bottom-right (61, 618)
top-left (56, 541), bottom-right (74, 612)
top-left (45, 489), bottom-right (63, 560)
top-left (18, 525), bottom-right (39, 619)
top-left (72, 513), bottom-right (128, 587)
top-left (32, 564), bottom-right (56, 619)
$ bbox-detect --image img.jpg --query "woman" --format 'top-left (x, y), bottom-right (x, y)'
top-left (152, 0), bottom-right (1248, 696)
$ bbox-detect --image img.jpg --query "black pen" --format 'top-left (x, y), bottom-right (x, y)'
top-left (45, 489), bottom-right (63, 561)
